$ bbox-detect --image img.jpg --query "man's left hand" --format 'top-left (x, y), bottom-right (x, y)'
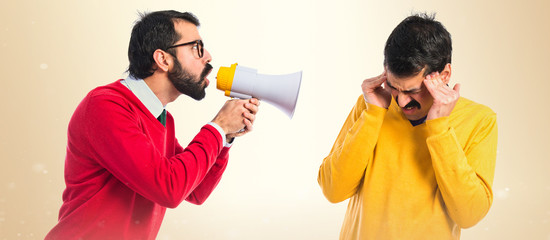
top-left (226, 98), bottom-right (260, 141)
top-left (424, 72), bottom-right (460, 120)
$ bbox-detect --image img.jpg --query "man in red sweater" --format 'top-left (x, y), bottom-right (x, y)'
top-left (45, 10), bottom-right (259, 239)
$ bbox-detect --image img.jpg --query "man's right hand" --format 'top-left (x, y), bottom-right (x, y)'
top-left (211, 98), bottom-right (259, 137)
top-left (361, 71), bottom-right (391, 109)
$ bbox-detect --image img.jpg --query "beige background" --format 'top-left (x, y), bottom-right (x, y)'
top-left (1, 0), bottom-right (549, 239)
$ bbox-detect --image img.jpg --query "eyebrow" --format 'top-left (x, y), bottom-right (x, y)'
top-left (386, 80), bottom-right (422, 94)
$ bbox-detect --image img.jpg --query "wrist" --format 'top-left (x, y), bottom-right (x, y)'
top-left (207, 122), bottom-right (228, 147)
top-left (425, 117), bottom-right (450, 137)
top-left (211, 120), bottom-right (228, 134)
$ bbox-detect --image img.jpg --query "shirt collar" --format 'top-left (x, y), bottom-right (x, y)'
top-left (121, 75), bottom-right (165, 118)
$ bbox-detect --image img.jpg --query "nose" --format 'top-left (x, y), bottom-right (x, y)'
top-left (396, 92), bottom-right (412, 108)
top-left (203, 49), bottom-right (212, 64)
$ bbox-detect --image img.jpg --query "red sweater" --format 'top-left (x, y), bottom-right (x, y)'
top-left (46, 81), bottom-right (229, 240)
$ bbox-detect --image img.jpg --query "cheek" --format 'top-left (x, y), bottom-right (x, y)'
top-left (190, 61), bottom-right (204, 75)
top-left (178, 58), bottom-right (200, 74)
top-left (390, 89), bottom-right (398, 98)
top-left (418, 92), bottom-right (433, 106)
top-left (176, 54), bottom-right (197, 68)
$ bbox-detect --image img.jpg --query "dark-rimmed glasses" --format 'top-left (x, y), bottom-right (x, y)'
top-left (166, 40), bottom-right (204, 58)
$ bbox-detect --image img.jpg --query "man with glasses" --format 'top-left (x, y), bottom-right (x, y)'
top-left (46, 10), bottom-right (259, 239)
top-left (318, 13), bottom-right (497, 239)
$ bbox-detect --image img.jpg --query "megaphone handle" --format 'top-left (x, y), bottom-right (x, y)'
top-left (229, 92), bottom-right (252, 99)
top-left (229, 96), bottom-right (251, 133)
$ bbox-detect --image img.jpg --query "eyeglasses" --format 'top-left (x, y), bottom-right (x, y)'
top-left (166, 40), bottom-right (204, 58)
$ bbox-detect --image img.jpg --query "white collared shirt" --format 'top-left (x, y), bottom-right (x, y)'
top-left (121, 76), bottom-right (230, 147)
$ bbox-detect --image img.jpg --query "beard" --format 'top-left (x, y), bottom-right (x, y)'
top-left (168, 59), bottom-right (213, 100)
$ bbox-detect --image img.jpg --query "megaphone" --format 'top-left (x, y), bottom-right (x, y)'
top-left (216, 63), bottom-right (302, 119)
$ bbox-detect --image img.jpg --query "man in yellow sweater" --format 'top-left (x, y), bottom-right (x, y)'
top-left (317, 13), bottom-right (497, 239)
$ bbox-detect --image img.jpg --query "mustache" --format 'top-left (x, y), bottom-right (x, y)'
top-left (404, 100), bottom-right (421, 109)
top-left (396, 96), bottom-right (421, 109)
top-left (200, 63), bottom-right (213, 80)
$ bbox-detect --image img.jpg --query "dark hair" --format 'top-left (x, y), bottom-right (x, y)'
top-left (383, 13), bottom-right (452, 78)
top-left (127, 10), bottom-right (200, 79)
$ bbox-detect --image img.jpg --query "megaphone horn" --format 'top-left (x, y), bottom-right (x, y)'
top-left (216, 63), bottom-right (302, 119)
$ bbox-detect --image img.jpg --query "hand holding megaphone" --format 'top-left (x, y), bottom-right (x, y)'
top-left (216, 63), bottom-right (302, 119)
top-left (211, 98), bottom-right (259, 140)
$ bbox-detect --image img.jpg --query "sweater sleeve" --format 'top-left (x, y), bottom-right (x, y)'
top-left (425, 113), bottom-right (498, 228)
top-left (318, 95), bottom-right (387, 203)
top-left (83, 94), bottom-right (223, 208)
top-left (183, 143), bottom-right (230, 205)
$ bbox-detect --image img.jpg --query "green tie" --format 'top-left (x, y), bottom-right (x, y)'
top-left (157, 109), bottom-right (166, 126)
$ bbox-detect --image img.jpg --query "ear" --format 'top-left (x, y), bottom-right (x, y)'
top-left (152, 49), bottom-right (172, 72)
top-left (440, 63), bottom-right (452, 84)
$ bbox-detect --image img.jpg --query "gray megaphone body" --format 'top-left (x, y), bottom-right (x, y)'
top-left (216, 63), bottom-right (302, 119)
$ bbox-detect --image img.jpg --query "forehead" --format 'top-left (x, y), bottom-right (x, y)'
top-left (386, 69), bottom-right (426, 91)
top-left (173, 20), bottom-right (201, 42)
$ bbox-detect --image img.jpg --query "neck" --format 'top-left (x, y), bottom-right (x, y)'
top-left (143, 73), bottom-right (180, 106)
top-left (409, 115), bottom-right (427, 126)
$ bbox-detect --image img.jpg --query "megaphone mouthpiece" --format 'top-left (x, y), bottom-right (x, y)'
top-left (216, 63), bottom-right (237, 97)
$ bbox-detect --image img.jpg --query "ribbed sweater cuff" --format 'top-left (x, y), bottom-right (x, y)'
top-left (425, 117), bottom-right (450, 137)
top-left (365, 102), bottom-right (388, 116)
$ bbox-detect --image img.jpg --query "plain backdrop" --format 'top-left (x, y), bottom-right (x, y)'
top-left (1, 0), bottom-right (549, 239)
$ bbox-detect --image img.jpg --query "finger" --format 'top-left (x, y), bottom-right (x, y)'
top-left (378, 73), bottom-right (387, 82)
top-left (435, 84), bottom-right (455, 99)
top-left (228, 131), bottom-right (243, 138)
top-left (244, 102), bottom-right (259, 114)
top-left (233, 132), bottom-right (245, 137)
top-left (423, 78), bottom-right (437, 95)
top-left (427, 72), bottom-right (436, 80)
top-left (375, 74), bottom-right (388, 89)
top-left (380, 73), bottom-right (387, 81)
top-left (243, 118), bottom-right (253, 132)
top-left (364, 76), bottom-right (383, 88)
top-left (249, 98), bottom-right (260, 106)
top-left (425, 80), bottom-right (446, 101)
top-left (433, 85), bottom-right (459, 103)
top-left (235, 128), bottom-right (249, 137)
top-left (434, 81), bottom-right (452, 93)
top-left (453, 83), bottom-right (461, 94)
top-left (373, 72), bottom-right (387, 83)
top-left (431, 72), bottom-right (444, 85)
top-left (243, 111), bottom-right (256, 123)
top-left (425, 74), bottom-right (447, 92)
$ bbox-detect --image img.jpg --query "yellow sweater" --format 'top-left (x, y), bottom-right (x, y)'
top-left (318, 95), bottom-right (497, 240)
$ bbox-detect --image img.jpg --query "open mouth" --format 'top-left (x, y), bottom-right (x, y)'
top-left (205, 70), bottom-right (212, 85)
top-left (201, 64), bottom-right (214, 87)
top-left (401, 104), bottom-right (420, 115)
top-left (402, 106), bottom-right (417, 114)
